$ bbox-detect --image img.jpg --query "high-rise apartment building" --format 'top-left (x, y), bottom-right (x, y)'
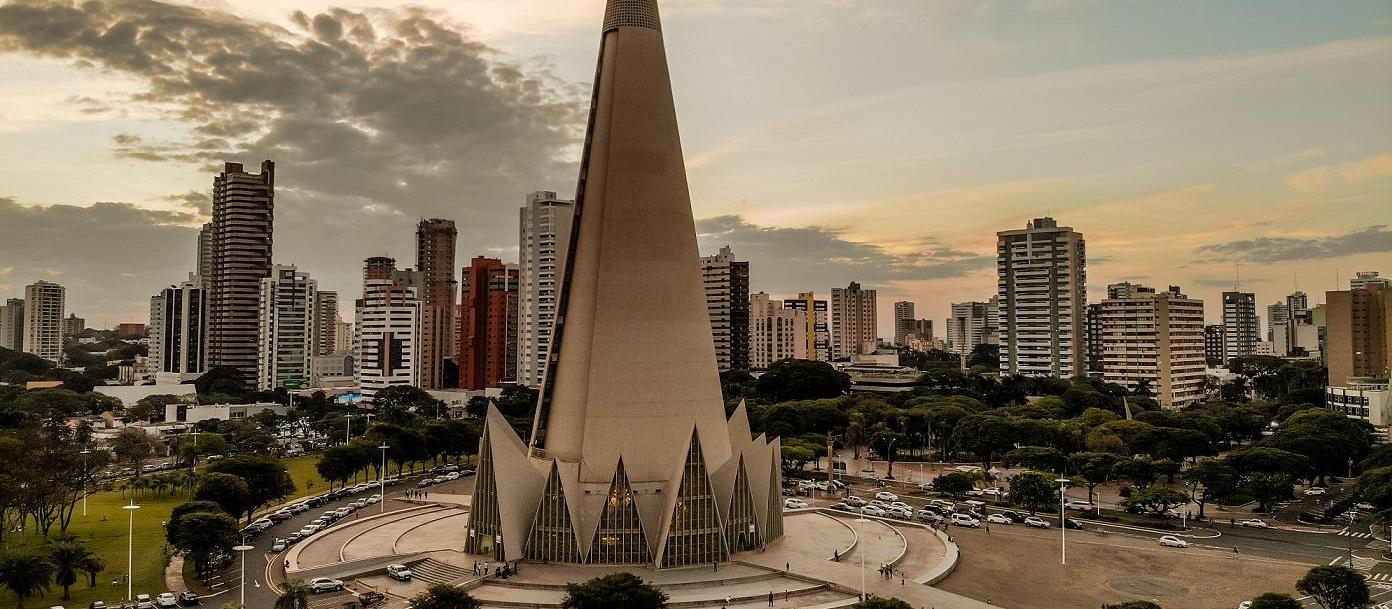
top-left (996, 217), bottom-right (1087, 377)
top-left (151, 277), bottom-right (207, 379)
top-left (893, 301), bottom-right (915, 346)
top-left (749, 292), bottom-right (807, 368)
top-left (62, 314), bottom-right (85, 338)
top-left (1096, 285), bottom-right (1206, 407)
top-left (1221, 291), bottom-right (1259, 365)
top-left (312, 291), bottom-right (339, 357)
top-left (459, 257), bottom-right (519, 390)
top-left (0, 298), bottom-right (24, 351)
top-left (196, 223), bottom-right (214, 282)
top-left (356, 271), bottom-right (421, 399)
top-left (206, 161), bottom-right (275, 384)
top-left (334, 319), bottom-right (353, 353)
top-left (1352, 271), bottom-right (1390, 291)
top-left (946, 299), bottom-right (998, 359)
top-left (785, 293), bottom-right (830, 361)
top-left (700, 245), bottom-right (750, 371)
top-left (257, 265), bottom-right (317, 391)
top-left (1204, 324), bottom-right (1224, 366)
top-left (518, 191), bottom-right (576, 387)
top-left (416, 219), bottom-right (458, 389)
top-left (22, 281), bottom-right (65, 364)
top-left (1325, 285), bottom-right (1390, 386)
top-left (1086, 303), bottom-right (1104, 373)
top-left (832, 282), bottom-right (877, 359)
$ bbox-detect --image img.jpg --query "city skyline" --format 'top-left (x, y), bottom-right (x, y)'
top-left (0, 0), bottom-right (1389, 333)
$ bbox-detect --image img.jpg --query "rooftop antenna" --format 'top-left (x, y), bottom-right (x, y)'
top-left (1234, 262), bottom-right (1241, 291)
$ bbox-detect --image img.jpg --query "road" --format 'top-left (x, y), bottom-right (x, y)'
top-left (196, 468), bottom-right (476, 608)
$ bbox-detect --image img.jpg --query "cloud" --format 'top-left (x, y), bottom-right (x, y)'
top-left (162, 190), bottom-right (211, 218)
top-left (0, 196), bottom-right (201, 322)
top-left (1196, 225), bottom-right (1392, 263)
top-left (0, 0), bottom-right (588, 322)
top-left (1285, 153), bottom-right (1392, 191)
top-left (696, 215), bottom-right (993, 293)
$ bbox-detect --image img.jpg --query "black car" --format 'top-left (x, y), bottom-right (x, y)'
top-left (358, 591), bottom-right (386, 607)
top-left (1064, 518), bottom-right (1084, 530)
top-left (999, 510), bottom-right (1026, 523)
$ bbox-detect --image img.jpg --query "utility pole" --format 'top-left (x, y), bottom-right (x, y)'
top-left (826, 432), bottom-right (837, 498)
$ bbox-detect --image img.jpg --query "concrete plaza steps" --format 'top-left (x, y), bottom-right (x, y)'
top-left (468, 576), bottom-right (832, 609)
top-left (410, 558), bottom-right (472, 585)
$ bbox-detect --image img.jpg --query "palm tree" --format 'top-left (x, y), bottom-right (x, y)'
top-left (78, 554), bottom-right (105, 589)
top-left (47, 536), bottom-right (97, 599)
top-left (275, 579), bottom-right (311, 609)
top-left (0, 552), bottom-right (56, 609)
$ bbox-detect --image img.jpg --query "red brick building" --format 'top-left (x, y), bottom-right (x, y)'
top-left (458, 257), bottom-right (518, 390)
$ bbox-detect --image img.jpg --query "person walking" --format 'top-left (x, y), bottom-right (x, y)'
top-left (768, 591), bottom-right (774, 607)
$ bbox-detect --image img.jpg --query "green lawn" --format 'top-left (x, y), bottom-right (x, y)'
top-left (0, 455), bottom-right (329, 607)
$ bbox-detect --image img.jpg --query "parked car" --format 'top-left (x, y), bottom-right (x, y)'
top-left (307, 577), bottom-right (345, 593)
top-left (874, 491), bottom-right (898, 502)
top-left (135, 594), bottom-right (155, 609)
top-left (917, 510), bottom-right (943, 524)
top-left (1239, 519), bottom-right (1271, 529)
top-left (964, 489), bottom-right (985, 497)
top-left (88, 602), bottom-right (107, 609)
top-left (861, 505), bottom-right (888, 517)
top-left (268, 511), bottom-right (293, 522)
top-left (844, 496), bottom-right (867, 508)
top-left (889, 501), bottom-right (913, 512)
top-left (999, 510), bottom-right (1025, 523)
top-left (986, 513), bottom-right (1012, 525)
top-left (929, 499), bottom-right (956, 512)
top-left (1064, 518), bottom-right (1085, 530)
top-left (1064, 500), bottom-right (1093, 510)
top-left (155, 592), bottom-right (178, 608)
top-left (1158, 535), bottom-right (1188, 548)
top-left (386, 564), bottom-right (413, 581)
top-left (358, 591), bottom-right (386, 607)
top-left (949, 513), bottom-right (980, 528)
top-left (1305, 487), bottom-right (1326, 496)
top-left (829, 502), bottom-right (852, 511)
top-left (270, 538), bottom-right (288, 552)
top-left (917, 482), bottom-right (934, 492)
top-left (783, 499), bottom-right (809, 509)
top-left (886, 506), bottom-right (913, 519)
top-left (1024, 516), bottom-right (1051, 529)
top-left (981, 488), bottom-right (1005, 498)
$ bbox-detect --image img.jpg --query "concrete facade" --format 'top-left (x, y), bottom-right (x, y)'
top-left (459, 256), bottom-right (519, 390)
top-left (1221, 291), bottom-right (1259, 365)
top-left (416, 219), bottom-right (458, 390)
top-left (785, 293), bottom-right (830, 361)
top-left (257, 265), bottom-right (317, 391)
top-left (23, 280), bottom-right (64, 363)
top-left (701, 245), bottom-right (750, 371)
top-left (206, 161), bottom-right (275, 384)
top-left (152, 277), bottom-right (206, 377)
top-left (1096, 285), bottom-right (1207, 407)
top-left (356, 264), bottom-right (421, 400)
top-left (997, 217), bottom-right (1086, 377)
top-left (750, 292), bottom-right (807, 369)
top-left (832, 282), bottom-right (877, 359)
top-left (518, 191), bottom-right (576, 388)
top-left (0, 298), bottom-right (24, 351)
top-left (1326, 285), bottom-right (1390, 386)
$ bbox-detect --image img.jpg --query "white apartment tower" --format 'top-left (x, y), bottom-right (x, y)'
top-left (1097, 285), bottom-right (1206, 407)
top-left (946, 298), bottom-right (999, 358)
top-left (1221, 291), bottom-right (1259, 365)
top-left (22, 281), bottom-right (65, 364)
top-left (152, 277), bottom-right (207, 379)
top-left (312, 291), bottom-right (339, 357)
top-left (517, 191), bottom-right (576, 387)
top-left (832, 282), bottom-right (878, 359)
top-left (750, 292), bottom-right (808, 369)
top-left (997, 217), bottom-right (1087, 377)
top-left (1352, 271), bottom-right (1389, 291)
top-left (257, 265), bottom-right (317, 391)
top-left (0, 298), bottom-right (24, 351)
top-left (893, 301), bottom-right (915, 346)
top-left (356, 277), bottom-right (421, 399)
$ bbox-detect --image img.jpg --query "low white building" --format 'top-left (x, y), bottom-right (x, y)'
top-left (1327, 381), bottom-right (1392, 428)
top-left (166, 402), bottom-right (290, 424)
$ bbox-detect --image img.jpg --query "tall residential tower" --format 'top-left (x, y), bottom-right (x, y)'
top-left (518, 191), bottom-right (576, 387)
top-left (997, 217), bottom-right (1087, 377)
top-left (206, 161), bottom-right (275, 384)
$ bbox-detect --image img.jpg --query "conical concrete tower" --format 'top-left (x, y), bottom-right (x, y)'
top-left (465, 0), bottom-right (782, 567)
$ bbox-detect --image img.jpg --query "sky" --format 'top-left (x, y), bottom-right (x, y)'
top-left (0, 0), bottom-right (1389, 335)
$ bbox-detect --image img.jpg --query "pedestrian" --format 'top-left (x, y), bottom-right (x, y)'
top-left (768, 591), bottom-right (774, 607)
top-left (785, 561), bottom-right (790, 572)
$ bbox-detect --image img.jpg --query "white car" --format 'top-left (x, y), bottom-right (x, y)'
top-left (986, 513), bottom-right (1012, 525)
top-left (134, 595), bottom-right (154, 609)
top-left (1064, 500), bottom-right (1092, 510)
top-left (861, 505), bottom-right (888, 517)
top-left (1024, 516), bottom-right (1050, 529)
top-left (886, 506), bottom-right (913, 519)
top-left (917, 510), bottom-right (943, 523)
top-left (270, 538), bottom-right (288, 552)
top-left (874, 491), bottom-right (898, 502)
top-left (1158, 535), bottom-right (1188, 548)
top-left (307, 577), bottom-right (345, 593)
top-left (155, 592), bottom-right (178, 608)
top-left (368, 494), bottom-right (382, 503)
top-left (889, 501), bottom-right (913, 512)
top-left (965, 489), bottom-right (985, 497)
top-left (1239, 519), bottom-right (1271, 529)
top-left (783, 498), bottom-right (809, 509)
top-left (386, 564), bottom-right (413, 581)
top-left (917, 482), bottom-right (934, 492)
top-left (981, 488), bottom-right (1005, 498)
top-left (844, 496), bottom-right (867, 508)
top-left (950, 513), bottom-right (980, 528)
top-left (1305, 487), bottom-right (1326, 496)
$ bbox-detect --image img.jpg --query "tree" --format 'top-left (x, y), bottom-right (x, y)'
top-left (0, 552), bottom-right (55, 609)
top-left (951, 413), bottom-right (1014, 469)
top-left (1247, 473), bottom-right (1295, 513)
top-left (110, 427), bottom-right (158, 477)
top-left (853, 599), bottom-right (913, 609)
top-left (1004, 446), bottom-right (1066, 473)
top-left (207, 455), bottom-right (296, 522)
top-left (128, 394), bottom-right (183, 423)
top-left (1357, 466), bottom-right (1392, 510)
top-left (78, 553), bottom-right (104, 589)
top-left (1106, 603), bottom-right (1163, 609)
top-left (1123, 487), bottom-right (1190, 516)
top-left (1248, 593), bottom-right (1303, 609)
top-left (1296, 565), bottom-right (1370, 609)
top-left (193, 473), bottom-right (254, 519)
top-left (1007, 471), bottom-right (1057, 515)
top-left (195, 367), bottom-right (248, 395)
top-left (407, 584), bottom-right (481, 609)
top-left (1070, 452), bottom-right (1121, 500)
top-left (932, 472), bottom-right (976, 495)
top-left (1264, 409), bottom-right (1369, 482)
top-left (1115, 457), bottom-right (1159, 490)
top-left (274, 579), bottom-right (311, 609)
top-left (166, 509), bottom-right (239, 572)
top-left (780, 445), bottom-right (816, 474)
top-left (966, 344), bottom-right (999, 370)
top-left (755, 359), bottom-right (850, 403)
top-left (46, 536), bottom-right (97, 600)
top-left (1185, 458), bottom-right (1237, 519)
top-left (563, 573), bottom-right (668, 609)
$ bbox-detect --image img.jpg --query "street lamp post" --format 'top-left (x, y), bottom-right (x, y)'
top-left (80, 449), bottom-right (91, 517)
top-left (885, 438), bottom-right (899, 480)
top-left (379, 444), bottom-right (390, 513)
top-left (1056, 478), bottom-right (1070, 565)
top-left (123, 501), bottom-right (141, 602)
top-left (233, 538), bottom-right (255, 608)
top-left (854, 515), bottom-right (868, 600)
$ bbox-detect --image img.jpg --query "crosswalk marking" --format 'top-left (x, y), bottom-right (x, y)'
top-left (1363, 572), bottom-right (1391, 582)
top-left (1340, 528), bottom-right (1374, 539)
